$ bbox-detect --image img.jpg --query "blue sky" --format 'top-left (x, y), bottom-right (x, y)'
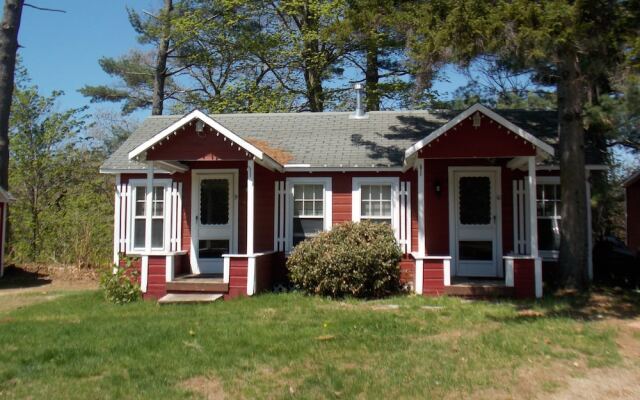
top-left (15, 0), bottom-right (466, 117)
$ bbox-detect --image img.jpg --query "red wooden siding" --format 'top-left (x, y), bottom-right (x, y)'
top-left (253, 164), bottom-right (277, 252)
top-left (228, 257), bottom-right (248, 298)
top-left (513, 258), bottom-right (535, 299)
top-left (399, 256), bottom-right (415, 287)
top-left (627, 179), bottom-right (640, 253)
top-left (255, 253), bottom-right (275, 293)
top-left (146, 256), bottom-right (167, 299)
top-left (418, 117), bottom-right (537, 159)
top-left (146, 124), bottom-right (251, 162)
top-left (423, 260), bottom-right (445, 296)
top-left (0, 202), bottom-right (4, 271)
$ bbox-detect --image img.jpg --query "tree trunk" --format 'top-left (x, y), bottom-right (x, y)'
top-left (0, 0), bottom-right (24, 190)
top-left (365, 37), bottom-right (380, 111)
top-left (151, 0), bottom-right (173, 116)
top-left (557, 50), bottom-right (589, 290)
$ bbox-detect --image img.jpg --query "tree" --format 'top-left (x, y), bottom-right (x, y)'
top-left (0, 0), bottom-right (24, 190)
top-left (80, 0), bottom-right (182, 115)
top-left (9, 82), bottom-right (87, 260)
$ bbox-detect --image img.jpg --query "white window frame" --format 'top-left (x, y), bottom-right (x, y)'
top-left (285, 177), bottom-right (332, 252)
top-left (128, 178), bottom-right (172, 253)
top-left (536, 176), bottom-right (561, 260)
top-left (352, 177), bottom-right (400, 240)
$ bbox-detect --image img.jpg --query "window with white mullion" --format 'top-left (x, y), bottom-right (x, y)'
top-left (292, 184), bottom-right (325, 245)
top-left (130, 181), bottom-right (169, 252)
top-left (360, 184), bottom-right (392, 224)
top-left (536, 182), bottom-right (561, 253)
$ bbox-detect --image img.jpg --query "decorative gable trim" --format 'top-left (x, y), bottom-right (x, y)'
top-left (127, 110), bottom-right (283, 172)
top-left (404, 104), bottom-right (555, 162)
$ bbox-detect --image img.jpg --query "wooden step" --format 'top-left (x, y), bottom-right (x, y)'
top-left (158, 293), bottom-right (223, 304)
top-left (166, 280), bottom-right (229, 293)
top-left (445, 282), bottom-right (513, 298)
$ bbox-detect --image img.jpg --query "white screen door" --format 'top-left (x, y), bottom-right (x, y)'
top-left (452, 170), bottom-right (500, 277)
top-left (192, 173), bottom-right (235, 274)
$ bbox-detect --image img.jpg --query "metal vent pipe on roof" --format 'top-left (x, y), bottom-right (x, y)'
top-left (350, 83), bottom-right (367, 119)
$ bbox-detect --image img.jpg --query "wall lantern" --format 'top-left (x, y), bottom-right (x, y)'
top-left (195, 119), bottom-right (205, 135)
top-left (434, 180), bottom-right (442, 196)
top-left (472, 112), bottom-right (481, 128)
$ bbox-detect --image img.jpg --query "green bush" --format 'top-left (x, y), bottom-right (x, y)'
top-left (100, 257), bottom-right (142, 304)
top-left (287, 221), bottom-right (402, 298)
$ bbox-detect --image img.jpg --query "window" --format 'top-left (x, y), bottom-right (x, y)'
top-left (536, 180), bottom-right (561, 255)
top-left (286, 178), bottom-right (332, 249)
top-left (352, 178), bottom-right (399, 236)
top-left (130, 180), bottom-right (170, 251)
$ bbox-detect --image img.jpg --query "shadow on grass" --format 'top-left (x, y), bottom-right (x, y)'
top-left (0, 265), bottom-right (52, 290)
top-left (487, 286), bottom-right (640, 323)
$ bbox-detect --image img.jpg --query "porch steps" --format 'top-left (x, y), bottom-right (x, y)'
top-left (158, 293), bottom-right (223, 304)
top-left (166, 274), bottom-right (229, 294)
top-left (445, 279), bottom-right (513, 298)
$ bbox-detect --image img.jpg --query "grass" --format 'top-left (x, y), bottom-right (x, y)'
top-left (0, 290), bottom-right (626, 399)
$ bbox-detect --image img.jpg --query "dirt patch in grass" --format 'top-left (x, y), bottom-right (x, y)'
top-left (179, 375), bottom-right (226, 400)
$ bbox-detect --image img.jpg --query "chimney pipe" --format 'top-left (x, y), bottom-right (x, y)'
top-left (350, 83), bottom-right (367, 119)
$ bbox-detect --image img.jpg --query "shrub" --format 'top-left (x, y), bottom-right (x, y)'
top-left (100, 257), bottom-right (142, 304)
top-left (287, 221), bottom-right (402, 298)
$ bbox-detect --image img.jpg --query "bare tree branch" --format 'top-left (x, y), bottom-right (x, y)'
top-left (24, 3), bottom-right (65, 13)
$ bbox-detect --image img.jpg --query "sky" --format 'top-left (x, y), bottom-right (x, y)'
top-left (14, 0), bottom-right (468, 118)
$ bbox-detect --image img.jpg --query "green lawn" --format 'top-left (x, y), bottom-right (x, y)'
top-left (0, 290), bottom-right (624, 399)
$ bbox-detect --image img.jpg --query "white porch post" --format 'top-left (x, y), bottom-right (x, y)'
top-left (416, 159), bottom-right (426, 295)
top-left (113, 174), bottom-right (121, 267)
top-left (527, 157), bottom-right (538, 258)
top-left (141, 162), bottom-right (154, 293)
top-left (246, 160), bottom-right (256, 295)
top-left (247, 160), bottom-right (255, 254)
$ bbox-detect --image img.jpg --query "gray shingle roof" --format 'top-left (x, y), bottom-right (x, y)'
top-left (101, 109), bottom-right (592, 172)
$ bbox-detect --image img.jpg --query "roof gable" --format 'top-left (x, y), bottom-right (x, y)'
top-left (404, 104), bottom-right (555, 161)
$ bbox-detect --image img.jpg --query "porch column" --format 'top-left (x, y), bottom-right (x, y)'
top-left (142, 162), bottom-right (154, 293)
top-left (416, 159), bottom-right (426, 295)
top-left (246, 160), bottom-right (256, 296)
top-left (527, 157), bottom-right (538, 257)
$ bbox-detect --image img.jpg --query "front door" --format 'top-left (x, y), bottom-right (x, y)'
top-left (452, 170), bottom-right (501, 277)
top-left (192, 172), bottom-right (236, 274)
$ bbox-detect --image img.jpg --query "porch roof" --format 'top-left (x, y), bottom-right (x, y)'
top-left (101, 105), bottom-right (602, 173)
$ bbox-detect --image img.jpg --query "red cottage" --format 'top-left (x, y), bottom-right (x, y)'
top-left (101, 104), bottom-right (605, 301)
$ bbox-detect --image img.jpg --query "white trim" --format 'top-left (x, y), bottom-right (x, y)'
top-left (283, 166), bottom-right (405, 172)
top-left (351, 177), bottom-right (400, 240)
top-left (448, 166), bottom-right (503, 277)
top-left (130, 110), bottom-right (262, 160)
top-left (247, 160), bottom-right (255, 254)
top-left (273, 181), bottom-right (286, 251)
top-left (189, 169), bottom-right (239, 275)
top-left (126, 178), bottom-right (173, 254)
top-left (443, 259), bottom-right (451, 286)
top-left (145, 164), bottom-right (154, 253)
top-left (411, 253), bottom-right (452, 260)
top-left (100, 168), bottom-right (171, 175)
top-left (126, 250), bottom-right (187, 257)
top-left (247, 257), bottom-right (256, 295)
top-left (417, 159), bottom-right (426, 255)
top-left (505, 258), bottom-right (514, 287)
top-left (113, 174), bottom-right (121, 266)
top-left (154, 160), bottom-right (188, 173)
top-left (528, 157), bottom-right (539, 257)
top-left (404, 103), bottom-right (555, 160)
top-left (165, 255), bottom-right (174, 282)
top-left (415, 259), bottom-right (423, 294)
top-left (405, 181), bottom-right (412, 253)
top-left (285, 177), bottom-right (332, 252)
top-left (535, 176), bottom-right (561, 260)
top-left (141, 255), bottom-right (149, 293)
top-left (223, 257), bottom-right (230, 283)
top-left (535, 257), bottom-right (543, 298)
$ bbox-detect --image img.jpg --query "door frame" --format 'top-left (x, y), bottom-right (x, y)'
top-left (189, 169), bottom-right (239, 275)
top-left (448, 166), bottom-right (503, 278)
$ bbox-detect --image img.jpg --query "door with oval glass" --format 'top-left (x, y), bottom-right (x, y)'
top-left (452, 169), bottom-right (501, 277)
top-left (191, 172), bottom-right (236, 274)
